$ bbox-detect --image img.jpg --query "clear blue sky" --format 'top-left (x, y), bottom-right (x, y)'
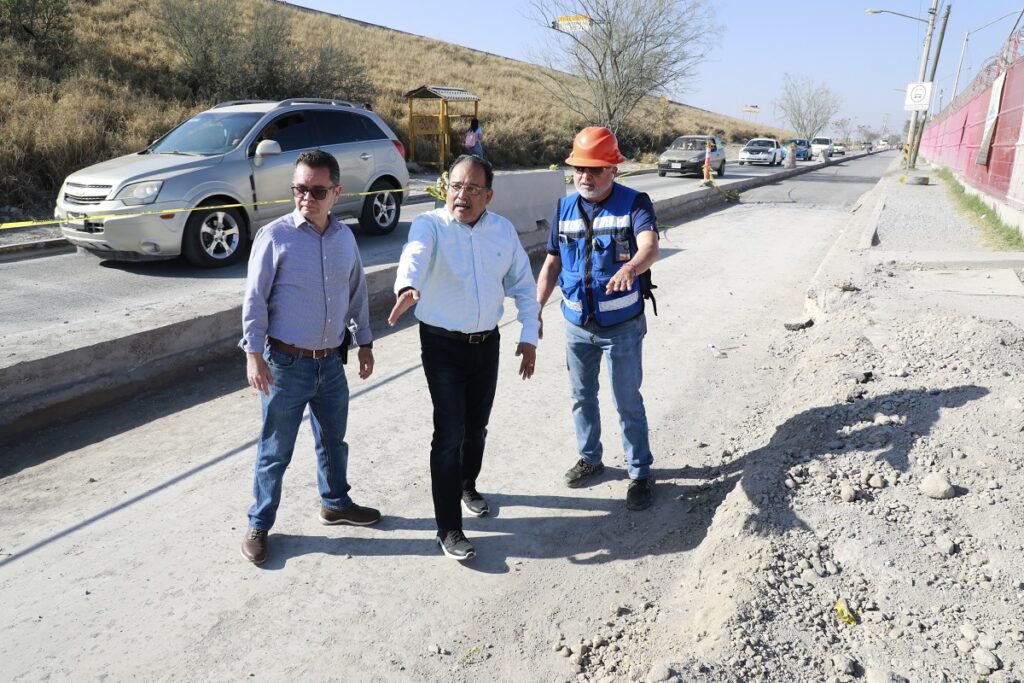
top-left (292, 1), bottom-right (1022, 136)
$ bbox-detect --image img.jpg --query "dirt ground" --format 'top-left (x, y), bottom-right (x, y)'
top-left (2, 159), bottom-right (1022, 682)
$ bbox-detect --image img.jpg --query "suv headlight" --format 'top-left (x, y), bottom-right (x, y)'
top-left (114, 181), bottom-right (163, 206)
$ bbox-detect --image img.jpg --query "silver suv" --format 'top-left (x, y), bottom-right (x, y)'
top-left (56, 98), bottom-right (409, 267)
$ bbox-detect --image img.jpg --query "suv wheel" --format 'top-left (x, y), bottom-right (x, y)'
top-left (359, 179), bottom-right (401, 235)
top-left (182, 205), bottom-right (248, 267)
top-left (716, 161), bottom-right (726, 178)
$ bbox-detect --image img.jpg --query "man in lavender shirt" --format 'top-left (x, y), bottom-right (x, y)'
top-left (239, 149), bottom-right (380, 565)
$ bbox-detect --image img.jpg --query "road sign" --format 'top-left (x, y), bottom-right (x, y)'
top-left (741, 105), bottom-right (760, 114)
top-left (904, 82), bottom-right (933, 111)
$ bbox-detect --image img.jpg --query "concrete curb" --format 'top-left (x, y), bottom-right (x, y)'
top-left (803, 168), bottom-right (892, 320)
top-left (0, 150), bottom-right (884, 442)
top-left (0, 238), bottom-right (75, 262)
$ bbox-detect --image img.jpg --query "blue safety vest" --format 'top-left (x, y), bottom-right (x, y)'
top-left (557, 184), bottom-right (645, 327)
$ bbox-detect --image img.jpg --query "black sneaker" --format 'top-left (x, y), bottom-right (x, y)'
top-left (461, 489), bottom-right (489, 516)
top-left (626, 477), bottom-right (654, 511)
top-left (436, 530), bottom-right (476, 560)
top-left (564, 459), bottom-right (605, 488)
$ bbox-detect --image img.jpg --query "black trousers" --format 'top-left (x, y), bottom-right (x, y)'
top-left (419, 325), bottom-right (500, 533)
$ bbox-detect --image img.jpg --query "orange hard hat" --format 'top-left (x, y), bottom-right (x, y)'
top-left (565, 126), bottom-right (626, 166)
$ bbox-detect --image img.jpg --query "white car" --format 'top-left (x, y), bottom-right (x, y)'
top-left (738, 138), bottom-right (783, 166)
top-left (810, 136), bottom-right (834, 160)
top-left (833, 142), bottom-right (847, 156)
top-left (57, 98), bottom-right (409, 267)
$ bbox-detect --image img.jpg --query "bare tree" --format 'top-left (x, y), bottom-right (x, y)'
top-left (832, 117), bottom-right (854, 143)
top-left (529, 0), bottom-right (715, 133)
top-left (774, 73), bottom-right (841, 140)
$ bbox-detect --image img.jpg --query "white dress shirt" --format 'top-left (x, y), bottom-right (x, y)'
top-left (394, 207), bottom-right (540, 346)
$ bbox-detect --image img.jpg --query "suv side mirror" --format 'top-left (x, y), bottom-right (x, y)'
top-left (254, 139), bottom-right (282, 167)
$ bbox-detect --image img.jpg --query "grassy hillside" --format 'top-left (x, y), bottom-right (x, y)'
top-left (0, 0), bottom-right (791, 213)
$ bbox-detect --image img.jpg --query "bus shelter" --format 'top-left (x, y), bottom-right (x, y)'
top-left (404, 85), bottom-right (480, 168)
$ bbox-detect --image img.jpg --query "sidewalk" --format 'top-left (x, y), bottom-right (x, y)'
top-left (811, 157), bottom-right (1024, 331)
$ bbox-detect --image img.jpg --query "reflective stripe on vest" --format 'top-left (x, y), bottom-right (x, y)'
top-left (556, 184), bottom-right (644, 327)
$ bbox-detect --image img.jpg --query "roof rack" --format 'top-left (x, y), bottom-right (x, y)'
top-left (213, 100), bottom-right (273, 109)
top-left (279, 98), bottom-right (355, 108)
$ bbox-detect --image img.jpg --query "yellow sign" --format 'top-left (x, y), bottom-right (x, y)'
top-left (554, 14), bottom-right (593, 32)
top-left (411, 116), bottom-right (440, 136)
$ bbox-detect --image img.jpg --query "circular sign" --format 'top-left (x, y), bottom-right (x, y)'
top-left (909, 85), bottom-right (928, 103)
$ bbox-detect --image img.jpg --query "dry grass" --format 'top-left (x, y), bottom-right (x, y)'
top-left (1, 0), bottom-right (792, 214)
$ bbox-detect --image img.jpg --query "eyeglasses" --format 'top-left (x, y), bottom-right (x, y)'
top-left (291, 185), bottom-right (336, 200)
top-left (447, 181), bottom-right (489, 197)
top-left (571, 166), bottom-right (610, 176)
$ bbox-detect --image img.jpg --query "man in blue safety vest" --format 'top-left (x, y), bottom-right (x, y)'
top-left (536, 127), bottom-right (661, 511)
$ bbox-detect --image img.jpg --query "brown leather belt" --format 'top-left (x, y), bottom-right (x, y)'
top-left (268, 337), bottom-right (340, 359)
top-left (420, 323), bottom-right (497, 344)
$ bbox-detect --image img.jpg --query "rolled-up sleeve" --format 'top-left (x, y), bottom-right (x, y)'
top-left (240, 230), bottom-right (276, 353)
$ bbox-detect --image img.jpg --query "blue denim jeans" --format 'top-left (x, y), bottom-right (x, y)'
top-left (247, 346), bottom-right (353, 531)
top-left (564, 315), bottom-right (652, 479)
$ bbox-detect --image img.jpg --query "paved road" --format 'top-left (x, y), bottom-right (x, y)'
top-left (1, 153), bottom-right (893, 681)
top-left (0, 153), bottom-right (876, 351)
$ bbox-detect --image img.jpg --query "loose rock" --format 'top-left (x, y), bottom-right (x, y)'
top-left (920, 472), bottom-right (955, 499)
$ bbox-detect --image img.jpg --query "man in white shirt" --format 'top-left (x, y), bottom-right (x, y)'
top-left (389, 155), bottom-right (540, 560)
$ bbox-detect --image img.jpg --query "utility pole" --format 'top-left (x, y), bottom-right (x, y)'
top-left (910, 3), bottom-right (951, 168)
top-left (905, 0), bottom-right (939, 170)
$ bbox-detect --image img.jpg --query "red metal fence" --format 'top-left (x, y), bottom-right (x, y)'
top-left (920, 34), bottom-right (1024, 209)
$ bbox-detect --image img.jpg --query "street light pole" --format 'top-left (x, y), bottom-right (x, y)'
top-left (904, 0), bottom-right (940, 170)
top-left (910, 3), bottom-right (951, 168)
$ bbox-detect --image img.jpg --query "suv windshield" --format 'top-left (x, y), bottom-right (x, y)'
top-left (671, 136), bottom-right (708, 150)
top-left (790, 139), bottom-right (808, 146)
top-left (811, 138), bottom-right (830, 145)
top-left (149, 112), bottom-right (264, 155)
top-left (748, 140), bottom-right (773, 147)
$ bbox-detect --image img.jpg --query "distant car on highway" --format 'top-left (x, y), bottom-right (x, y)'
top-left (787, 138), bottom-right (812, 160)
top-left (861, 141), bottom-right (873, 152)
top-left (658, 135), bottom-right (726, 178)
top-left (56, 98), bottom-right (409, 267)
top-left (810, 136), bottom-right (834, 160)
top-left (832, 141), bottom-right (847, 156)
top-left (738, 138), bottom-right (783, 166)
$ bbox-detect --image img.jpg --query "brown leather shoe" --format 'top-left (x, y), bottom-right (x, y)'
top-left (320, 503), bottom-right (381, 526)
top-left (241, 528), bottom-right (268, 564)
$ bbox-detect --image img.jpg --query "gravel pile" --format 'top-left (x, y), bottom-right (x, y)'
top-left (550, 186), bottom-right (1024, 681)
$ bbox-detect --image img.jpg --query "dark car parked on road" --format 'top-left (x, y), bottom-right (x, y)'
top-left (658, 135), bottom-right (726, 178)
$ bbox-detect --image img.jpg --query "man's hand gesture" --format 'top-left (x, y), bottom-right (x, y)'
top-left (388, 288), bottom-right (420, 327)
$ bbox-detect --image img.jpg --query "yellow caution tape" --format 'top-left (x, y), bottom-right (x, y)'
top-left (834, 598), bottom-right (859, 625)
top-left (1, 168), bottom-right (664, 232)
top-left (0, 185), bottom-right (419, 232)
